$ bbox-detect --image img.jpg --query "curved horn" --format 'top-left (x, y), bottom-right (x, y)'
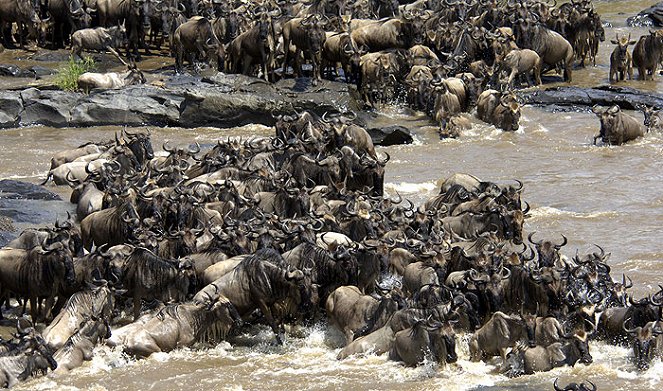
top-left (555, 234), bottom-right (568, 249)
top-left (623, 317), bottom-right (638, 335)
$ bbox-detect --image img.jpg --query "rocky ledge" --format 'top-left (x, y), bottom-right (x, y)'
top-left (0, 73), bottom-right (413, 145)
top-left (518, 85), bottom-right (663, 111)
top-left (627, 2), bottom-right (663, 27)
top-left (0, 74), bottom-right (357, 129)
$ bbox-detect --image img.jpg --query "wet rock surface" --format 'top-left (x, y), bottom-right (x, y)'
top-left (368, 125), bottom-right (414, 146)
top-left (0, 180), bottom-right (67, 247)
top-left (0, 74), bottom-right (359, 130)
top-left (627, 2), bottom-right (663, 26)
top-left (518, 85), bottom-right (663, 110)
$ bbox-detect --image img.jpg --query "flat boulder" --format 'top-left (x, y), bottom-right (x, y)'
top-left (0, 180), bottom-right (67, 247)
top-left (518, 86), bottom-right (663, 110)
top-left (0, 180), bottom-right (61, 201)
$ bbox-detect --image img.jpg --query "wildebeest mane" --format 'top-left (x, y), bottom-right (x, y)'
top-left (235, 248), bottom-right (291, 299)
top-left (124, 248), bottom-right (178, 291)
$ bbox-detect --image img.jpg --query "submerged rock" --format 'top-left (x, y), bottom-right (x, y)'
top-left (368, 125), bottom-right (414, 146)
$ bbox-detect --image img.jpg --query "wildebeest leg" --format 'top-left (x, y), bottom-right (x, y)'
top-left (258, 301), bottom-right (284, 344)
top-left (29, 295), bottom-right (39, 323)
top-left (107, 46), bottom-right (128, 66)
top-left (43, 295), bottom-right (56, 321)
top-left (133, 293), bottom-right (142, 321)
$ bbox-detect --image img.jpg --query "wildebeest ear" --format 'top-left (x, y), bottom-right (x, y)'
top-left (610, 39), bottom-right (618, 44)
top-left (607, 105), bottom-right (620, 114)
top-left (629, 40), bottom-right (636, 45)
top-left (286, 270), bottom-right (304, 281)
top-left (591, 105), bottom-right (604, 116)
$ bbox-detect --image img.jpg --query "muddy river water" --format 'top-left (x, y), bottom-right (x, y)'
top-left (2, 1), bottom-right (663, 390)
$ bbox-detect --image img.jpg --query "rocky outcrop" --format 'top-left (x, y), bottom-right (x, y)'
top-left (0, 74), bottom-right (359, 130)
top-left (627, 2), bottom-right (663, 27)
top-left (518, 85), bottom-right (663, 110)
top-left (0, 180), bottom-right (68, 247)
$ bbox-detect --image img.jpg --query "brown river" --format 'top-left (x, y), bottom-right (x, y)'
top-left (1, 1), bottom-right (663, 390)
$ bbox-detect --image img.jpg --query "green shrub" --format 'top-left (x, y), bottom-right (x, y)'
top-left (54, 57), bottom-right (96, 91)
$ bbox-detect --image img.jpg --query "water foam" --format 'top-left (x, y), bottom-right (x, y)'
top-left (528, 206), bottom-right (621, 220)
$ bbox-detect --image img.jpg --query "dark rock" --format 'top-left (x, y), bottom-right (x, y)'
top-left (0, 64), bottom-right (21, 77)
top-left (0, 64), bottom-right (49, 78)
top-left (29, 51), bottom-right (73, 62)
top-left (0, 199), bottom-right (71, 224)
top-left (627, 2), bottom-right (663, 27)
top-left (29, 66), bottom-right (55, 77)
top-left (0, 180), bottom-right (62, 201)
top-left (0, 91), bottom-right (22, 127)
top-left (0, 181), bottom-right (70, 247)
top-left (20, 88), bottom-right (81, 127)
top-left (518, 86), bottom-right (663, 110)
top-left (71, 85), bottom-right (185, 127)
top-left (368, 125), bottom-right (413, 146)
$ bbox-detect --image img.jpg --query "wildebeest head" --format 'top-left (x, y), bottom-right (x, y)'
top-left (123, 129), bottom-right (154, 164)
top-left (520, 306), bottom-right (539, 347)
top-left (624, 318), bottom-right (663, 370)
top-left (19, 335), bottom-right (57, 379)
top-left (553, 378), bottom-right (597, 391)
top-left (131, 0), bottom-right (151, 29)
top-left (124, 64), bottom-right (147, 86)
top-left (38, 241), bottom-right (76, 287)
top-left (528, 232), bottom-right (567, 267)
top-left (562, 323), bottom-right (595, 365)
top-left (610, 33), bottom-right (635, 65)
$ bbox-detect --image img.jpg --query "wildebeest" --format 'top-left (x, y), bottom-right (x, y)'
top-left (498, 49), bottom-right (542, 88)
top-left (469, 311), bottom-right (532, 362)
top-left (515, 20), bottom-right (574, 82)
top-left (77, 63), bottom-right (146, 92)
top-left (389, 319), bottom-right (457, 367)
top-left (0, 334), bottom-right (57, 387)
top-left (117, 298), bottom-right (242, 357)
top-left (609, 34), bottom-right (635, 82)
top-left (226, 11), bottom-right (276, 80)
top-left (193, 248), bottom-right (305, 344)
top-left (0, 0), bottom-right (40, 48)
top-left (326, 285), bottom-right (400, 345)
top-left (281, 14), bottom-right (327, 85)
top-left (632, 30), bottom-right (663, 81)
top-left (0, 242), bottom-right (76, 322)
top-left (476, 90), bottom-right (521, 132)
top-left (592, 105), bottom-right (645, 146)
top-left (52, 316), bottom-right (111, 374)
top-left (120, 247), bottom-right (196, 320)
top-left (639, 105), bottom-right (663, 133)
top-left (70, 25), bottom-right (128, 64)
top-left (42, 284), bottom-right (115, 349)
top-left (553, 379), bottom-right (597, 391)
top-left (623, 319), bottom-right (663, 370)
top-left (173, 16), bottom-right (224, 72)
top-left (504, 327), bottom-right (594, 376)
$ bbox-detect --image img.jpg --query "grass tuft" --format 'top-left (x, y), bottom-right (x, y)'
top-left (54, 57), bottom-right (96, 91)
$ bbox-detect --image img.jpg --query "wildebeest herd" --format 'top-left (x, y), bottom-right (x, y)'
top-left (0, 110), bottom-right (661, 388)
top-left (1, 0), bottom-right (662, 137)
